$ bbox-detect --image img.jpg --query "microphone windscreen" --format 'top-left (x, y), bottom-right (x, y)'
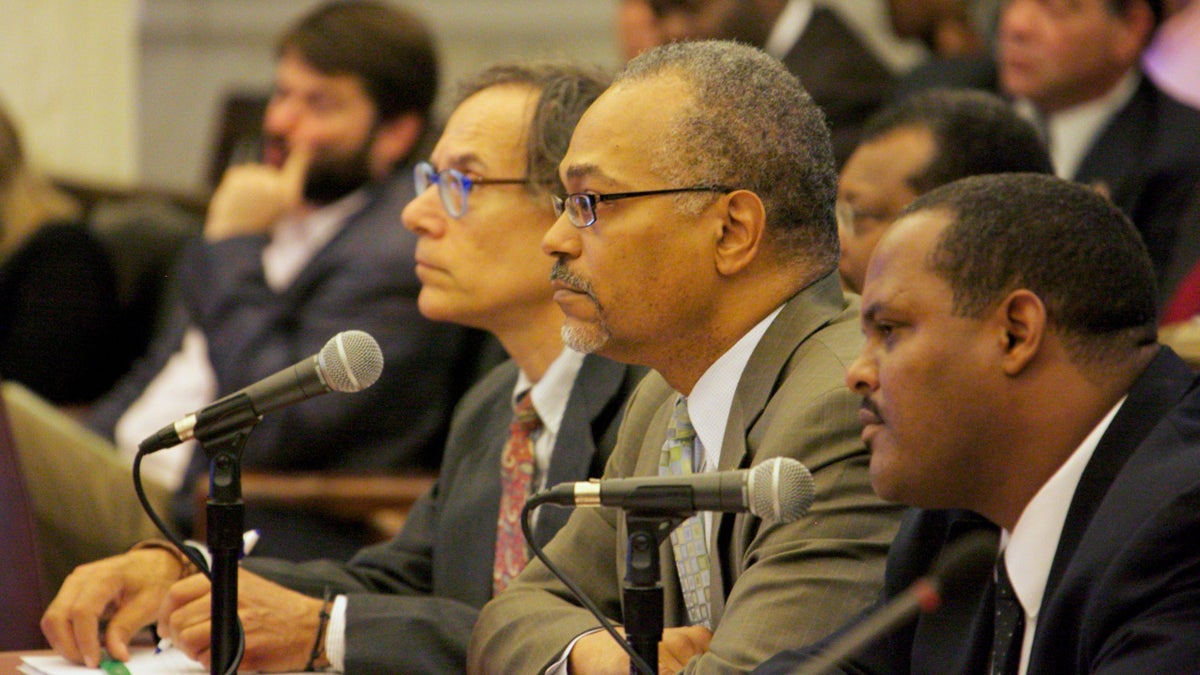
top-left (748, 457), bottom-right (816, 523)
top-left (319, 331), bottom-right (384, 392)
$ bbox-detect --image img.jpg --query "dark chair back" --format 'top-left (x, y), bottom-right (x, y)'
top-left (0, 386), bottom-right (48, 649)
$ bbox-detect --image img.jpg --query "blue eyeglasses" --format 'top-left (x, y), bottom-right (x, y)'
top-left (414, 161), bottom-right (534, 218)
top-left (552, 186), bottom-right (733, 228)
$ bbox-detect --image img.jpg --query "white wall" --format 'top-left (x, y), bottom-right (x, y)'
top-left (0, 0), bottom-right (139, 186)
top-left (140, 0), bottom-right (621, 194)
top-left (2, 0), bottom-right (922, 194)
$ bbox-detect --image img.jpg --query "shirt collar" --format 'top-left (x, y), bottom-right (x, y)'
top-left (1015, 70), bottom-right (1140, 180)
top-left (686, 305), bottom-right (785, 472)
top-left (763, 0), bottom-right (814, 60)
top-left (1003, 395), bottom-right (1127, 620)
top-left (513, 348), bottom-right (586, 438)
top-left (263, 188), bottom-right (368, 291)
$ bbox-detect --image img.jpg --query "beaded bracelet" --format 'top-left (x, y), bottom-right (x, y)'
top-left (305, 588), bottom-right (334, 671)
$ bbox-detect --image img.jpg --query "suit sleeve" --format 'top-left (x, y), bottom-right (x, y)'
top-left (244, 486), bottom-right (481, 673)
top-left (684, 385), bottom-right (903, 673)
top-left (1083, 482), bottom-right (1200, 673)
top-left (469, 368), bottom-right (903, 674)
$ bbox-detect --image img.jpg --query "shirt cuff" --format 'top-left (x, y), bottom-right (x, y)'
top-left (546, 628), bottom-right (604, 674)
top-left (324, 594), bottom-right (348, 672)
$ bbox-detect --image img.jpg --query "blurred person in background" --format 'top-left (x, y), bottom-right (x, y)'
top-left (645, 0), bottom-right (897, 165)
top-left (837, 88), bottom-right (1051, 294)
top-left (0, 100), bottom-right (125, 407)
top-left (885, 0), bottom-right (1001, 99)
top-left (997, 0), bottom-right (1200, 301)
top-left (616, 0), bottom-right (668, 60)
top-left (84, 0), bottom-right (485, 561)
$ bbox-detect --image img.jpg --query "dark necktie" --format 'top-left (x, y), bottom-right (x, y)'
top-left (992, 553), bottom-right (1025, 675)
top-left (492, 391), bottom-right (541, 594)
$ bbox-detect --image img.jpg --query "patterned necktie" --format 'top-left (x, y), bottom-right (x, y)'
top-left (992, 553), bottom-right (1025, 675)
top-left (492, 391), bottom-right (541, 594)
top-left (659, 396), bottom-right (712, 628)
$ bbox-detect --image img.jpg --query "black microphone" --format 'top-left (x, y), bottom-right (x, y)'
top-left (537, 457), bottom-right (816, 524)
top-left (139, 330), bottom-right (384, 453)
top-left (790, 530), bottom-right (999, 675)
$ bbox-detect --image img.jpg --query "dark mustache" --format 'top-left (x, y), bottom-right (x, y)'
top-left (550, 258), bottom-right (593, 295)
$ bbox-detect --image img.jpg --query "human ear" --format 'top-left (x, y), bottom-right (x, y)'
top-left (373, 112), bottom-right (424, 167)
top-left (997, 289), bottom-right (1046, 376)
top-left (714, 190), bottom-right (766, 276)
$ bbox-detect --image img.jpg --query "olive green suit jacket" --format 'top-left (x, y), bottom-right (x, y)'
top-left (469, 274), bottom-right (905, 674)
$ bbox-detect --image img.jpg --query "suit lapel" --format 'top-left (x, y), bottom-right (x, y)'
top-left (535, 355), bottom-right (630, 547)
top-left (1033, 349), bottom-right (1197, 648)
top-left (708, 274), bottom-right (849, 624)
top-left (278, 173), bottom-right (408, 308)
top-left (718, 273), bottom-right (849, 472)
top-left (1073, 79), bottom-right (1155, 206)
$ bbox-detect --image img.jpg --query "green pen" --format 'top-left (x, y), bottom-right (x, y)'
top-left (99, 650), bottom-right (132, 675)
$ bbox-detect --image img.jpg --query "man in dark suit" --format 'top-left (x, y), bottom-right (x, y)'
top-left (997, 0), bottom-right (1200, 301)
top-left (40, 62), bottom-right (645, 673)
top-left (645, 0), bottom-right (896, 165)
top-left (83, 1), bottom-right (483, 561)
top-left (470, 40), bottom-right (904, 674)
top-left (757, 172), bottom-right (1200, 674)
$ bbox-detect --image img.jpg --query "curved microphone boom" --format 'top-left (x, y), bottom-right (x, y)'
top-left (537, 456), bottom-right (816, 524)
top-left (792, 530), bottom-right (998, 675)
top-left (138, 330), bottom-right (383, 453)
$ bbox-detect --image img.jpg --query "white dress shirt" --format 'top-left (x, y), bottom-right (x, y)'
top-left (763, 0), bottom-right (814, 60)
top-left (1001, 396), bottom-right (1125, 675)
top-left (1014, 70), bottom-right (1140, 181)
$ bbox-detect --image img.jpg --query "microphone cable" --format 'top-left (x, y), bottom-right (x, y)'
top-left (133, 446), bottom-right (245, 675)
top-left (520, 493), bottom-right (657, 675)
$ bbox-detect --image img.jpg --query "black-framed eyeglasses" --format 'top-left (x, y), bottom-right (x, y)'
top-left (414, 161), bottom-right (533, 218)
top-left (551, 186), bottom-right (734, 229)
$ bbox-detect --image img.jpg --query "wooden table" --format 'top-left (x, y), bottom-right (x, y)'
top-left (0, 650), bottom-right (52, 673)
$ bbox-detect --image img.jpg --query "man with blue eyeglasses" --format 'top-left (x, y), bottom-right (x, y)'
top-left (43, 62), bottom-right (646, 674)
top-left (470, 40), bottom-right (904, 674)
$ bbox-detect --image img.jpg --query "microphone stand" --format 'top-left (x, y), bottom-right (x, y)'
top-left (622, 511), bottom-right (684, 675)
top-left (194, 395), bottom-right (260, 675)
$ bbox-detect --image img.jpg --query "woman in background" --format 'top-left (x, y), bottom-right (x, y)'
top-left (0, 101), bottom-right (124, 406)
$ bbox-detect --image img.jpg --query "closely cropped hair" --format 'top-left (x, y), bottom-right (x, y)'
top-left (617, 40), bottom-right (839, 274)
top-left (277, 1), bottom-right (439, 123)
top-left (912, 173), bottom-right (1158, 364)
top-left (454, 62), bottom-right (612, 196)
top-left (861, 89), bottom-right (1053, 194)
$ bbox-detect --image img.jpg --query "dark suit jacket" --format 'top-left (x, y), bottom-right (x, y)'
top-left (888, 56), bottom-right (998, 104)
top-left (781, 7), bottom-right (896, 166)
top-left (469, 275), bottom-right (906, 674)
top-left (1072, 77), bottom-right (1200, 302)
top-left (245, 354), bottom-right (646, 674)
top-left (88, 169), bottom-right (488, 560)
top-left (756, 347), bottom-right (1200, 674)
top-left (0, 221), bottom-right (125, 404)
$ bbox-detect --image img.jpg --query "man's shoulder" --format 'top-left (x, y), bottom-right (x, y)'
top-left (770, 277), bottom-right (864, 374)
top-left (452, 359), bottom-right (520, 419)
top-left (1112, 77), bottom-right (1200, 166)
